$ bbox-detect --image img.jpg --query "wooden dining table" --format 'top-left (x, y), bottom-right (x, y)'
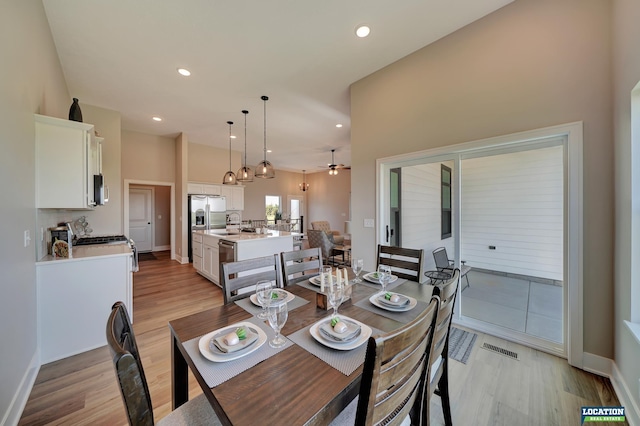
top-left (169, 274), bottom-right (435, 426)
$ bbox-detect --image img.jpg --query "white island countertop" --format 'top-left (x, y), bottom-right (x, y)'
top-left (37, 244), bottom-right (133, 264)
top-left (194, 229), bottom-right (301, 243)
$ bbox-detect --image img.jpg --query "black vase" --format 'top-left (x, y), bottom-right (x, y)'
top-left (69, 98), bottom-right (83, 122)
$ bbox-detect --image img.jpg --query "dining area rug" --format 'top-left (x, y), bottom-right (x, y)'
top-left (448, 327), bottom-right (477, 364)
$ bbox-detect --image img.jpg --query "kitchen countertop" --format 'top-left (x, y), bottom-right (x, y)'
top-left (194, 229), bottom-right (300, 243)
top-left (37, 244), bottom-right (133, 264)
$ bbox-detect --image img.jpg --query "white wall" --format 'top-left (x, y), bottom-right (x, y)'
top-left (461, 146), bottom-right (563, 280)
top-left (0, 1), bottom-right (71, 423)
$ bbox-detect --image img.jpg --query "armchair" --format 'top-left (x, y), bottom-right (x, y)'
top-left (310, 221), bottom-right (344, 245)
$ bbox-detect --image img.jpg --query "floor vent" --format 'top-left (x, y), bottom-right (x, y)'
top-left (481, 342), bottom-right (519, 360)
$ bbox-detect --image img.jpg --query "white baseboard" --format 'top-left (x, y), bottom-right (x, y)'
top-left (582, 352), bottom-right (638, 426)
top-left (173, 254), bottom-right (189, 264)
top-left (153, 245), bottom-right (170, 251)
top-left (2, 350), bottom-right (40, 426)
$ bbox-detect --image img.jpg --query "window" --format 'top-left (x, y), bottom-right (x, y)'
top-left (441, 164), bottom-right (452, 239)
top-left (265, 195), bottom-right (280, 222)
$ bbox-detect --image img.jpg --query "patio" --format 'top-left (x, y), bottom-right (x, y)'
top-left (459, 270), bottom-right (563, 343)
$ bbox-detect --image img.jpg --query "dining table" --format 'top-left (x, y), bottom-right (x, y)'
top-left (169, 270), bottom-right (436, 426)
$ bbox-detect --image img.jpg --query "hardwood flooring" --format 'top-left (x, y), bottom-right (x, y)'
top-left (18, 251), bottom-right (624, 425)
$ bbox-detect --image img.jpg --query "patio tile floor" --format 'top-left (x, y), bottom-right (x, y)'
top-left (460, 270), bottom-right (563, 343)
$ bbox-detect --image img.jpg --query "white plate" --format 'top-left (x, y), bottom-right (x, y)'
top-left (198, 321), bottom-right (267, 362)
top-left (309, 316), bottom-right (372, 351)
top-left (308, 274), bottom-right (338, 286)
top-left (369, 292), bottom-right (417, 312)
top-left (363, 272), bottom-right (399, 285)
top-left (249, 290), bottom-right (295, 307)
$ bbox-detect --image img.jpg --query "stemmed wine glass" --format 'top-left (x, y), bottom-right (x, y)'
top-left (351, 258), bottom-right (363, 283)
top-left (377, 264), bottom-right (392, 294)
top-left (255, 280), bottom-right (273, 320)
top-left (267, 292), bottom-right (288, 348)
top-left (328, 278), bottom-right (345, 317)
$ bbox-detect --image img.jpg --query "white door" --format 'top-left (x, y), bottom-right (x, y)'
top-left (130, 188), bottom-right (153, 252)
top-left (287, 195), bottom-right (305, 233)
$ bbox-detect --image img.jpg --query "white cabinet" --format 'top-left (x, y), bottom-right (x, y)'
top-left (202, 237), bottom-right (220, 285)
top-left (221, 185), bottom-right (244, 211)
top-left (188, 182), bottom-right (221, 196)
top-left (192, 233), bottom-right (203, 272)
top-left (35, 114), bottom-right (102, 209)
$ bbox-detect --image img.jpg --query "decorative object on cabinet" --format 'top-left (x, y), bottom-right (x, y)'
top-left (222, 120), bottom-right (237, 185)
top-left (68, 97), bottom-right (83, 122)
top-left (255, 95), bottom-right (275, 179)
top-left (299, 170), bottom-right (309, 192)
top-left (236, 110), bottom-right (254, 183)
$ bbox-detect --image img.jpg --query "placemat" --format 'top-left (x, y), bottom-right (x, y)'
top-left (356, 274), bottom-right (406, 292)
top-left (295, 279), bottom-right (323, 293)
top-left (182, 316), bottom-right (293, 388)
top-left (287, 319), bottom-right (382, 376)
top-left (354, 296), bottom-right (429, 324)
top-left (235, 293), bottom-right (309, 316)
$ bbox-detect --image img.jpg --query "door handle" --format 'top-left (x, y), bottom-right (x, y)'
top-left (386, 225), bottom-right (389, 243)
top-left (148, 222), bottom-right (151, 225)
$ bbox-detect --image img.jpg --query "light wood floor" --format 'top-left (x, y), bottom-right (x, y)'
top-left (19, 251), bottom-right (624, 425)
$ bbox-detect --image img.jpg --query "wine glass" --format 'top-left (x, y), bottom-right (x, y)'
top-left (377, 264), bottom-right (392, 294)
top-left (351, 258), bottom-right (363, 283)
top-left (267, 293), bottom-right (288, 348)
top-left (255, 280), bottom-right (273, 320)
top-left (328, 279), bottom-right (345, 317)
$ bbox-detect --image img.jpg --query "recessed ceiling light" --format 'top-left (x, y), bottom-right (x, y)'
top-left (336, 124), bottom-right (343, 128)
top-left (177, 68), bottom-right (191, 76)
top-left (152, 116), bottom-right (162, 122)
top-left (267, 150), bottom-right (272, 153)
top-left (355, 25), bottom-right (370, 38)
top-left (230, 135), bottom-right (237, 139)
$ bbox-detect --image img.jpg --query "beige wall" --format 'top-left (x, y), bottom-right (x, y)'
top-left (242, 170), bottom-right (308, 221)
top-left (306, 170), bottom-right (351, 234)
top-left (176, 133), bottom-right (188, 261)
top-left (154, 185), bottom-right (171, 247)
top-left (351, 0), bottom-right (613, 357)
top-left (188, 142), bottom-right (241, 184)
top-left (122, 130), bottom-right (176, 182)
top-left (0, 1), bottom-right (71, 421)
top-left (612, 0), bottom-right (640, 415)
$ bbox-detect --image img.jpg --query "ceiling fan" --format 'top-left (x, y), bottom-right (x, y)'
top-left (319, 149), bottom-right (350, 174)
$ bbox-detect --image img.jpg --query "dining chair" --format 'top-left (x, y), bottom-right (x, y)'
top-left (376, 244), bottom-right (425, 282)
top-left (221, 254), bottom-right (283, 304)
top-left (330, 297), bottom-right (440, 426)
top-left (106, 301), bottom-right (221, 426)
top-left (311, 220), bottom-right (345, 244)
top-left (432, 247), bottom-right (471, 289)
top-left (281, 247), bottom-right (323, 286)
top-left (424, 268), bottom-right (460, 426)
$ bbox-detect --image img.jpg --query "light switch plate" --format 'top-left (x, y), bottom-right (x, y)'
top-left (24, 230), bottom-right (31, 247)
top-left (364, 219), bottom-right (374, 228)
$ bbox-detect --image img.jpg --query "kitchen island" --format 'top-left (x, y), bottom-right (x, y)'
top-left (36, 245), bottom-right (134, 364)
top-left (192, 230), bottom-right (296, 286)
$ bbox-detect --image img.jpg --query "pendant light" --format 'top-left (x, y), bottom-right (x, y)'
top-left (236, 110), bottom-right (254, 182)
top-left (329, 149), bottom-right (339, 175)
top-left (255, 95), bottom-right (275, 178)
top-left (299, 170), bottom-right (309, 192)
top-left (222, 121), bottom-right (237, 185)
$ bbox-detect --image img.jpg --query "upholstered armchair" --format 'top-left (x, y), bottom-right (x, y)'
top-left (310, 221), bottom-right (344, 245)
top-left (307, 230), bottom-right (337, 265)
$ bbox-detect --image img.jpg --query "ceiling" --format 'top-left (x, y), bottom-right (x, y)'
top-left (42, 0), bottom-right (513, 173)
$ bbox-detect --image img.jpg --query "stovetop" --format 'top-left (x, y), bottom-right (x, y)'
top-left (74, 235), bottom-right (129, 246)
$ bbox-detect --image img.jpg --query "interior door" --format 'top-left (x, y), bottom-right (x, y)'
top-left (287, 195), bottom-right (305, 232)
top-left (129, 187), bottom-right (153, 252)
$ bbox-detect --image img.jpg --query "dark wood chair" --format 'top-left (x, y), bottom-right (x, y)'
top-left (424, 268), bottom-right (460, 426)
top-left (281, 247), bottom-right (323, 286)
top-left (330, 297), bottom-right (439, 426)
top-left (106, 301), bottom-right (220, 425)
top-left (221, 254), bottom-right (283, 304)
top-left (433, 247), bottom-right (471, 289)
top-left (376, 244), bottom-right (425, 282)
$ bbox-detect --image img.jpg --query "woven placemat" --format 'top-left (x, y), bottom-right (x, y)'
top-left (354, 295), bottom-right (430, 324)
top-left (288, 318), bottom-right (382, 376)
top-left (235, 293), bottom-right (309, 316)
top-left (182, 316), bottom-right (293, 388)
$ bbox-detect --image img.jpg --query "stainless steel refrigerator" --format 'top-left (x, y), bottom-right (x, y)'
top-left (188, 194), bottom-right (227, 262)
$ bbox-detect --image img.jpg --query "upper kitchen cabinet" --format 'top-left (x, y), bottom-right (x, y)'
top-left (35, 114), bottom-right (102, 209)
top-left (220, 185), bottom-right (244, 211)
top-left (187, 182), bottom-right (221, 196)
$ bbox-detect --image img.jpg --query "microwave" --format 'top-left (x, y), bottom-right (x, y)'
top-left (94, 174), bottom-right (109, 205)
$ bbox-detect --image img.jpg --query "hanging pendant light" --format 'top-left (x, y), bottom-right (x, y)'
top-left (222, 121), bottom-right (237, 185)
top-left (255, 95), bottom-right (275, 178)
top-left (299, 170), bottom-right (309, 192)
top-left (329, 149), bottom-right (339, 175)
top-left (236, 110), bottom-right (254, 182)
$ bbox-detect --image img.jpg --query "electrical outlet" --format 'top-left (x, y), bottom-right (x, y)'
top-left (364, 218), bottom-right (374, 228)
